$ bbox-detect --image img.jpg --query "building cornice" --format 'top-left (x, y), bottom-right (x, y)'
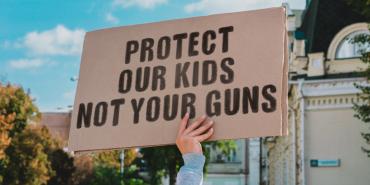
top-left (290, 78), bottom-right (368, 110)
top-left (290, 78), bottom-right (366, 95)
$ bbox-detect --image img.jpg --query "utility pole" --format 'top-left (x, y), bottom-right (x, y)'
top-left (120, 149), bottom-right (125, 177)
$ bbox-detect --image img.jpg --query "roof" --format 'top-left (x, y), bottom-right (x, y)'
top-left (297, 0), bottom-right (368, 54)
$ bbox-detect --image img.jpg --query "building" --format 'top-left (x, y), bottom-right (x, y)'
top-left (266, 0), bottom-right (370, 185)
top-left (203, 138), bottom-right (261, 185)
top-left (40, 112), bottom-right (71, 147)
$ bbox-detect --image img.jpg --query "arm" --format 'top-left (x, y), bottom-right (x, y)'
top-left (175, 113), bottom-right (214, 185)
top-left (176, 153), bottom-right (205, 185)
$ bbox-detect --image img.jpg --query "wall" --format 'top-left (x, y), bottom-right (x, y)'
top-left (40, 112), bottom-right (71, 145)
top-left (305, 108), bottom-right (370, 185)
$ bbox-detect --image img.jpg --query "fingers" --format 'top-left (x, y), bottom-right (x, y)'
top-left (184, 115), bottom-right (207, 134)
top-left (195, 127), bottom-right (214, 142)
top-left (178, 112), bottom-right (189, 135)
top-left (189, 120), bottom-right (214, 137)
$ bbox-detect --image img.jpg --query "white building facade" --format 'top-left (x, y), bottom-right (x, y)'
top-left (266, 0), bottom-right (370, 185)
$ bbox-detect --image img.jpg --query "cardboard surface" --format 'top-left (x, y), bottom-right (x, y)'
top-left (68, 7), bottom-right (288, 152)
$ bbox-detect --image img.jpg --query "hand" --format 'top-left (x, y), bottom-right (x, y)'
top-left (176, 113), bottom-right (214, 154)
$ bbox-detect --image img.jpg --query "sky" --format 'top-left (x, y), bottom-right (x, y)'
top-left (0, 0), bottom-right (305, 112)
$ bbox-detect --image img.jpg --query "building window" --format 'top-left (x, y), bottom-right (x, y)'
top-left (335, 30), bottom-right (370, 59)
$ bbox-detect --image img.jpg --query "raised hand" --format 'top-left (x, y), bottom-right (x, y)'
top-left (176, 113), bottom-right (214, 154)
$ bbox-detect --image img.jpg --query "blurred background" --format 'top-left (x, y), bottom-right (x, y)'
top-left (0, 0), bottom-right (369, 185)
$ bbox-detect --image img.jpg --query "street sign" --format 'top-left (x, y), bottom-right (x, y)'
top-left (310, 159), bottom-right (341, 167)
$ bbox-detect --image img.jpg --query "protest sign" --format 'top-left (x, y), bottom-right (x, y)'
top-left (68, 7), bottom-right (288, 152)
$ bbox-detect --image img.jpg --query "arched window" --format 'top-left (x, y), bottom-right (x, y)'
top-left (335, 30), bottom-right (370, 59)
top-left (327, 23), bottom-right (369, 60)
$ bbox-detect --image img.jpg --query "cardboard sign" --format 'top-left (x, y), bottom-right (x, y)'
top-left (68, 7), bottom-right (288, 152)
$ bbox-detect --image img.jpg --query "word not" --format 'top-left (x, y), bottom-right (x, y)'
top-left (76, 93), bottom-right (196, 128)
top-left (76, 84), bottom-right (277, 129)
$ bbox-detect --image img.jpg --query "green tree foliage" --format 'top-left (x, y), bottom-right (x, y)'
top-left (0, 83), bottom-right (38, 160)
top-left (2, 125), bottom-right (54, 185)
top-left (72, 150), bottom-right (145, 185)
top-left (0, 113), bottom-right (15, 160)
top-left (141, 146), bottom-right (182, 185)
top-left (87, 164), bottom-right (145, 185)
top-left (0, 83), bottom-right (39, 136)
top-left (70, 155), bottom-right (94, 185)
top-left (2, 125), bottom-right (76, 185)
top-left (89, 165), bottom-right (123, 185)
top-left (93, 149), bottom-right (137, 168)
top-left (0, 83), bottom-right (41, 184)
top-left (347, 0), bottom-right (370, 157)
top-left (0, 83), bottom-right (75, 185)
top-left (47, 149), bottom-right (75, 185)
top-left (92, 150), bottom-right (145, 185)
top-left (352, 27), bottom-right (370, 157)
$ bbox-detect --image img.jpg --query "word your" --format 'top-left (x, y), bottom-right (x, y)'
top-left (76, 84), bottom-right (276, 128)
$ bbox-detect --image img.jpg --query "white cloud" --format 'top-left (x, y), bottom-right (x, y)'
top-left (185, 0), bottom-right (287, 14)
top-left (63, 89), bottom-right (76, 100)
top-left (106, 12), bottom-right (120, 24)
top-left (21, 25), bottom-right (85, 56)
top-left (8, 58), bottom-right (52, 69)
top-left (113, 0), bottom-right (168, 9)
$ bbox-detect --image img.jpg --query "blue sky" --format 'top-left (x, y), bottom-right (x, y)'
top-left (0, 0), bottom-right (305, 112)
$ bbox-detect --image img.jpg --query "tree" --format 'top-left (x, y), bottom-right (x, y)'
top-left (0, 83), bottom-right (39, 136)
top-left (347, 1), bottom-right (370, 157)
top-left (0, 83), bottom-right (75, 185)
top-left (70, 155), bottom-right (94, 185)
top-left (2, 125), bottom-right (76, 185)
top-left (0, 83), bottom-right (39, 160)
top-left (141, 145), bottom-right (181, 185)
top-left (352, 26), bottom-right (370, 157)
top-left (92, 149), bottom-right (145, 185)
top-left (2, 125), bottom-right (54, 185)
top-left (0, 83), bottom-right (41, 184)
top-left (47, 149), bottom-right (75, 185)
top-left (0, 113), bottom-right (15, 160)
top-left (71, 149), bottom-right (145, 185)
